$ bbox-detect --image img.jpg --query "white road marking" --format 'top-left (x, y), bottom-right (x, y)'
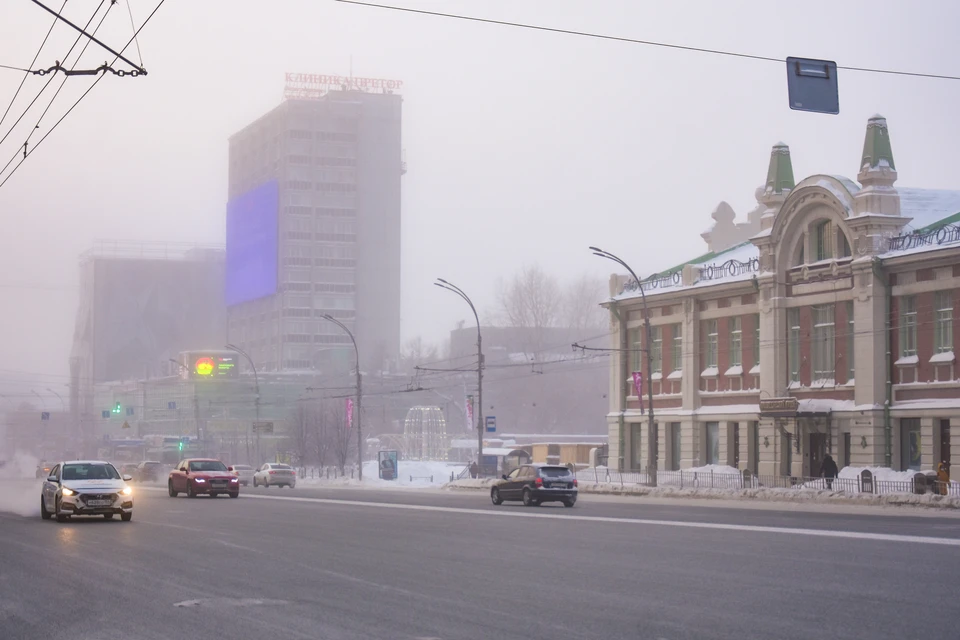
top-left (138, 485), bottom-right (960, 546)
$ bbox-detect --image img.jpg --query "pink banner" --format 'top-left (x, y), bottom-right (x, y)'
top-left (631, 371), bottom-right (644, 412)
top-left (346, 397), bottom-right (354, 428)
top-left (466, 395), bottom-right (474, 430)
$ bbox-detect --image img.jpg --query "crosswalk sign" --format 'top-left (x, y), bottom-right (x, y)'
top-left (121, 421), bottom-right (131, 429)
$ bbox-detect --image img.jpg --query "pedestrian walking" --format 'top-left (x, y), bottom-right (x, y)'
top-left (469, 460), bottom-right (479, 479)
top-left (820, 454), bottom-right (839, 489)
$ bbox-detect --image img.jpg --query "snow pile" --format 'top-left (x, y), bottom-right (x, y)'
top-left (298, 460), bottom-right (467, 488)
top-left (0, 451), bottom-right (40, 516)
top-left (838, 466), bottom-right (925, 482)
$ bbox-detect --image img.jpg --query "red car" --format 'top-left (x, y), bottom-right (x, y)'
top-left (167, 458), bottom-right (239, 498)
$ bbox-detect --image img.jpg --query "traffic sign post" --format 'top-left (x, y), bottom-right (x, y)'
top-left (41, 412), bottom-right (50, 421)
top-left (485, 416), bottom-right (496, 433)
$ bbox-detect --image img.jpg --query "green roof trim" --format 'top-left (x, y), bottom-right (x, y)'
top-left (645, 241), bottom-right (753, 280)
top-left (913, 210), bottom-right (960, 234)
top-left (765, 143), bottom-right (795, 194)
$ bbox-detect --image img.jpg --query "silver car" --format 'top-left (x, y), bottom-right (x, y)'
top-left (41, 460), bottom-right (134, 522)
top-left (228, 464), bottom-right (255, 487)
top-left (252, 463), bottom-right (297, 488)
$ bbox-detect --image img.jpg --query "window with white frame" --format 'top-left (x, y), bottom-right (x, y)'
top-left (630, 327), bottom-right (643, 372)
top-left (935, 291), bottom-right (953, 354)
top-left (815, 221), bottom-right (833, 261)
top-left (788, 308), bottom-right (800, 384)
top-left (706, 320), bottom-right (718, 369)
top-left (812, 305), bottom-right (835, 381)
top-left (729, 317), bottom-right (742, 367)
top-left (650, 326), bottom-right (662, 374)
top-left (671, 324), bottom-right (682, 373)
top-left (846, 301), bottom-right (855, 381)
top-left (754, 314), bottom-right (761, 368)
top-left (900, 296), bottom-right (917, 358)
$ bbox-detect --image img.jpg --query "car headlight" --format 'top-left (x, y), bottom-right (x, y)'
top-left (120, 486), bottom-right (132, 496)
top-left (230, 477), bottom-right (239, 483)
top-left (194, 478), bottom-right (206, 483)
top-left (61, 487), bottom-right (75, 496)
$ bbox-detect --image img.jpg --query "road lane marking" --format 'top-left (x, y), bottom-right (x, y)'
top-left (137, 486), bottom-right (960, 546)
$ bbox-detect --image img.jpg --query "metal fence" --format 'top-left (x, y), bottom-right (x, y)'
top-left (574, 468), bottom-right (960, 497)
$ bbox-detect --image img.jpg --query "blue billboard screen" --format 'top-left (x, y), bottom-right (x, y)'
top-left (225, 180), bottom-right (279, 306)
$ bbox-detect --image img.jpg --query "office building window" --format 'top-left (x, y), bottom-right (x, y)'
top-left (729, 317), bottom-right (742, 367)
top-left (630, 327), bottom-right (643, 372)
top-left (705, 422), bottom-right (720, 465)
top-left (900, 296), bottom-right (917, 358)
top-left (812, 305), bottom-right (835, 381)
top-left (815, 221), bottom-right (833, 261)
top-left (788, 308), bottom-right (800, 383)
top-left (935, 291), bottom-right (953, 354)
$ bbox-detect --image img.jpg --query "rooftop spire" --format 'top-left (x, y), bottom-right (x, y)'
top-left (764, 142), bottom-right (795, 196)
top-left (860, 114), bottom-right (895, 171)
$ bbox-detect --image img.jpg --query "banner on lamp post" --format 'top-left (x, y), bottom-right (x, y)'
top-left (346, 397), bottom-right (354, 429)
top-left (631, 371), bottom-right (644, 412)
top-left (466, 394), bottom-right (474, 430)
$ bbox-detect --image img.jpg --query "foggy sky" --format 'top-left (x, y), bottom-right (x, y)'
top-left (1, 0), bottom-right (959, 400)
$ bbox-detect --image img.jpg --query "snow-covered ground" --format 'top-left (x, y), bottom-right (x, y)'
top-left (297, 460), bottom-right (467, 489)
top-left (0, 451), bottom-right (40, 516)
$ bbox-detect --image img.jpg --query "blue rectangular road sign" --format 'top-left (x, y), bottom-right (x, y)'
top-left (41, 412), bottom-right (50, 421)
top-left (126, 407), bottom-right (135, 416)
top-left (168, 401), bottom-right (177, 410)
top-left (101, 410), bottom-right (110, 419)
top-left (485, 416), bottom-right (496, 433)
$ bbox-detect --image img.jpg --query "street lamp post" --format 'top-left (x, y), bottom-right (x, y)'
top-left (225, 345), bottom-right (260, 465)
top-left (590, 246), bottom-right (658, 487)
top-left (46, 388), bottom-right (65, 413)
top-left (320, 315), bottom-right (363, 481)
top-left (31, 390), bottom-right (46, 409)
top-left (434, 279), bottom-right (483, 476)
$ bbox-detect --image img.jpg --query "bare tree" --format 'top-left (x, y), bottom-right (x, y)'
top-left (400, 336), bottom-right (440, 371)
top-left (329, 399), bottom-right (354, 474)
top-left (290, 402), bottom-right (314, 469)
top-left (564, 274), bottom-right (608, 334)
top-left (496, 264), bottom-right (561, 352)
top-left (313, 400), bottom-right (332, 470)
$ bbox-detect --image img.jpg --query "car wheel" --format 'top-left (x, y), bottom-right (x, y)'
top-left (562, 499), bottom-right (576, 508)
top-left (522, 488), bottom-right (536, 507)
top-left (491, 488), bottom-right (503, 505)
top-left (103, 513), bottom-right (114, 520)
top-left (121, 512), bottom-right (133, 522)
top-left (168, 481), bottom-right (178, 497)
top-left (40, 496), bottom-right (51, 520)
top-left (55, 497), bottom-right (68, 522)
top-left (252, 477), bottom-right (258, 487)
top-left (187, 483), bottom-right (196, 498)
top-left (229, 491), bottom-right (239, 499)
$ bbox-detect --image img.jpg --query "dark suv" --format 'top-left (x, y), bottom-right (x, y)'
top-left (490, 464), bottom-right (578, 508)
top-left (135, 461), bottom-right (165, 483)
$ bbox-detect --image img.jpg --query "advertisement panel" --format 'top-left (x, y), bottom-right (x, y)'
top-left (225, 180), bottom-right (279, 306)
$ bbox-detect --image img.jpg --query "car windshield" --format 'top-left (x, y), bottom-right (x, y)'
top-left (233, 465), bottom-right (252, 470)
top-left (144, 462), bottom-right (161, 468)
top-left (273, 464), bottom-right (292, 470)
top-left (62, 463), bottom-right (120, 481)
top-left (539, 467), bottom-right (573, 478)
top-left (189, 461), bottom-right (228, 472)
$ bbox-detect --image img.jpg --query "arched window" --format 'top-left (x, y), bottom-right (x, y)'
top-left (839, 233), bottom-right (852, 258)
top-left (814, 221), bottom-right (833, 261)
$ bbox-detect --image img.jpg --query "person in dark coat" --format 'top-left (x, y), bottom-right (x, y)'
top-left (820, 454), bottom-right (839, 489)
top-left (469, 461), bottom-right (479, 479)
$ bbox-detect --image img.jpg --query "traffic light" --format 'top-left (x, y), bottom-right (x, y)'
top-left (112, 402), bottom-right (121, 415)
top-left (178, 440), bottom-right (184, 451)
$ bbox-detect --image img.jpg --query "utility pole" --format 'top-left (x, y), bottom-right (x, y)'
top-left (590, 247), bottom-right (658, 487)
top-left (225, 345), bottom-right (260, 465)
top-left (435, 279), bottom-right (483, 476)
top-left (320, 316), bottom-right (363, 481)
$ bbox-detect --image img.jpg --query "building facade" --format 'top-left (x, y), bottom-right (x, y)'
top-left (225, 84), bottom-right (403, 373)
top-left (606, 116), bottom-right (960, 477)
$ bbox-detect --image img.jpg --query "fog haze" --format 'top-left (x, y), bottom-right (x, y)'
top-left (1, 0), bottom-right (958, 392)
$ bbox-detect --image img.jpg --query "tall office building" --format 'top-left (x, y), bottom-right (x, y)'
top-left (226, 75), bottom-right (403, 372)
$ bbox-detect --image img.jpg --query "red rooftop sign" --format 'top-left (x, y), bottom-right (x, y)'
top-left (284, 73), bottom-right (403, 100)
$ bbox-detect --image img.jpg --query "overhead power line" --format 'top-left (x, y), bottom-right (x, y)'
top-left (0, 0), bottom-right (166, 190)
top-left (333, 0), bottom-right (960, 82)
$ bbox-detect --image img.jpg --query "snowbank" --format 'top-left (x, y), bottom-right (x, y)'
top-left (298, 460), bottom-right (467, 489)
top-left (838, 466), bottom-right (928, 482)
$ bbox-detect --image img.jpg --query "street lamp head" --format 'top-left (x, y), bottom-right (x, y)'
top-left (588, 246), bottom-right (603, 253)
top-left (436, 277), bottom-right (449, 285)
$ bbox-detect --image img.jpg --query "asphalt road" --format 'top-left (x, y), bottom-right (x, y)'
top-left (2, 481), bottom-right (960, 640)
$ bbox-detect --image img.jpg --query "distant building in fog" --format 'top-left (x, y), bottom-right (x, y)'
top-left (225, 76), bottom-right (404, 373)
top-left (69, 241), bottom-right (226, 435)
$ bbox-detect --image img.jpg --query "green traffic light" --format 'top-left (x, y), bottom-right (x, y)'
top-left (178, 441), bottom-right (183, 451)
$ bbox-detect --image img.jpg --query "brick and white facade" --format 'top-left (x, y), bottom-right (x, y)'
top-left (605, 116), bottom-right (960, 478)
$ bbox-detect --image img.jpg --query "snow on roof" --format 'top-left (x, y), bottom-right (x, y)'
top-left (897, 187), bottom-right (960, 231)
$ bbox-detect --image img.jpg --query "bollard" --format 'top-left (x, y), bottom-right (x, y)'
top-left (430, 475), bottom-right (433, 482)
top-left (450, 472), bottom-right (454, 482)
top-left (351, 469), bottom-right (354, 479)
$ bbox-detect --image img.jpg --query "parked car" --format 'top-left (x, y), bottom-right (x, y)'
top-left (167, 458), bottom-right (239, 498)
top-left (227, 464), bottom-right (254, 487)
top-left (490, 464), bottom-right (578, 507)
top-left (252, 463), bottom-right (296, 488)
top-left (134, 460), bottom-right (165, 483)
top-left (40, 460), bottom-right (134, 522)
top-left (35, 460), bottom-right (52, 480)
